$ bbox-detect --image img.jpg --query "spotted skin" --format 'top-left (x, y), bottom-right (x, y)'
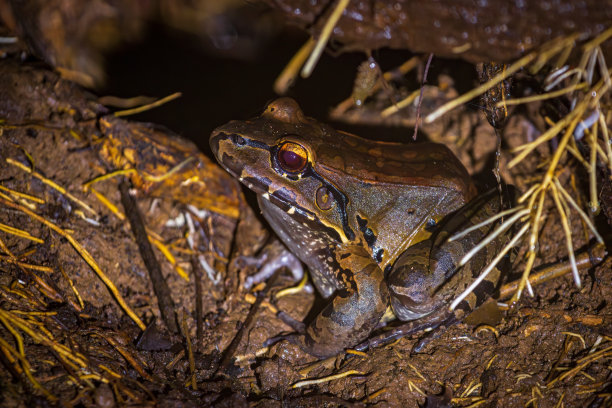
top-left (210, 98), bottom-right (510, 357)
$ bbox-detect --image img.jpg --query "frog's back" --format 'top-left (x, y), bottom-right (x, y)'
top-left (313, 130), bottom-right (474, 195)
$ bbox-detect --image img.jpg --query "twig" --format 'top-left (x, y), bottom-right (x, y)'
top-left (215, 268), bottom-right (282, 376)
top-left (191, 256), bottom-right (203, 351)
top-left (119, 179), bottom-right (177, 333)
top-left (499, 245), bottom-right (605, 298)
top-left (413, 53), bottom-right (434, 140)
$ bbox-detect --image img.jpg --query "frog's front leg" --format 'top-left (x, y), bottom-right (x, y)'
top-left (239, 240), bottom-right (306, 290)
top-left (271, 245), bottom-right (389, 358)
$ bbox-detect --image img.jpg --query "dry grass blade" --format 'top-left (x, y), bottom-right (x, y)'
top-left (450, 223), bottom-right (529, 311)
top-left (113, 92), bottom-right (182, 117)
top-left (497, 82), bottom-right (588, 107)
top-left (292, 370), bottom-right (365, 389)
top-left (6, 158), bottom-right (97, 216)
top-left (599, 114), bottom-right (612, 173)
top-left (0, 185), bottom-right (45, 204)
top-left (0, 196), bottom-right (146, 330)
top-left (545, 67), bottom-right (583, 91)
top-left (0, 310), bottom-right (87, 369)
top-left (426, 35), bottom-right (579, 123)
top-left (548, 344), bottom-right (612, 387)
top-left (553, 178), bottom-right (603, 244)
top-left (0, 256), bottom-right (53, 273)
top-left (0, 335), bottom-right (56, 401)
top-left (424, 49), bottom-right (538, 123)
top-left (458, 208), bottom-right (529, 266)
top-left (0, 222), bottom-right (44, 244)
top-left (587, 123), bottom-right (599, 213)
top-left (301, 0), bottom-right (350, 78)
top-left (274, 38), bottom-right (315, 94)
top-left (381, 89), bottom-right (421, 117)
top-left (449, 206), bottom-right (523, 242)
top-left (550, 183), bottom-right (580, 287)
top-left (508, 108), bottom-right (581, 168)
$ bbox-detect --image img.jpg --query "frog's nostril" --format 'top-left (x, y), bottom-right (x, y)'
top-left (232, 134), bottom-right (246, 146)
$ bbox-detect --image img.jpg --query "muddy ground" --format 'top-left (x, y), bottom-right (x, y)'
top-left (0, 55), bottom-right (610, 407)
top-left (0, 4), bottom-right (611, 406)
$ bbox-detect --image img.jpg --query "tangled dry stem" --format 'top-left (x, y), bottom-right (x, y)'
top-left (448, 28), bottom-right (611, 308)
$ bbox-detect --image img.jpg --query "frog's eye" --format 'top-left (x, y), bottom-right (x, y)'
top-left (277, 142), bottom-right (308, 173)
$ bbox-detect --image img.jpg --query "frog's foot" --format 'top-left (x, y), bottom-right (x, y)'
top-left (241, 246), bottom-right (308, 291)
top-left (355, 310), bottom-right (457, 354)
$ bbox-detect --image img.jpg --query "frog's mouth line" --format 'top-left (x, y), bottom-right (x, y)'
top-left (240, 173), bottom-right (351, 244)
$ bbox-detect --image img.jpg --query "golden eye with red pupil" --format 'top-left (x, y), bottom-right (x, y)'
top-left (277, 142), bottom-right (308, 173)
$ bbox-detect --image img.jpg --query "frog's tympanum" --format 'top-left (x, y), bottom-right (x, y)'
top-left (210, 98), bottom-right (510, 357)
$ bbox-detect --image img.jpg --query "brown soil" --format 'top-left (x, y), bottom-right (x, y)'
top-left (0, 44), bottom-right (610, 408)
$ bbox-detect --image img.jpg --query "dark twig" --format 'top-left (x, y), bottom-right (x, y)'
top-left (215, 268), bottom-right (282, 376)
top-left (119, 179), bottom-right (178, 333)
top-left (191, 256), bottom-right (204, 351)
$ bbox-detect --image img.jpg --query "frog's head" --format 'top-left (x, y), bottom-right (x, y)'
top-left (210, 98), bottom-right (354, 243)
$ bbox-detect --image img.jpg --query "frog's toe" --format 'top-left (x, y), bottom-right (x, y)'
top-left (263, 332), bottom-right (306, 351)
top-left (411, 315), bottom-right (459, 353)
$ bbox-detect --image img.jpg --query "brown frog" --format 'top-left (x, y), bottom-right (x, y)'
top-left (210, 98), bottom-right (509, 357)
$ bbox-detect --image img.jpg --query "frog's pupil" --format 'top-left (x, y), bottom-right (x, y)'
top-left (283, 151), bottom-right (300, 167)
top-left (278, 142), bottom-right (307, 172)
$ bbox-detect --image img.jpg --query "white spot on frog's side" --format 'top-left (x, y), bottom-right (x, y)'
top-left (262, 192), bottom-right (270, 200)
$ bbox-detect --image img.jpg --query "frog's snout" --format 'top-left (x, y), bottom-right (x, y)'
top-left (209, 128), bottom-right (225, 159)
top-left (209, 127), bottom-right (249, 178)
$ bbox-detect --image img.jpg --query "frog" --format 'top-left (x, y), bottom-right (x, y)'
top-left (210, 98), bottom-right (510, 357)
